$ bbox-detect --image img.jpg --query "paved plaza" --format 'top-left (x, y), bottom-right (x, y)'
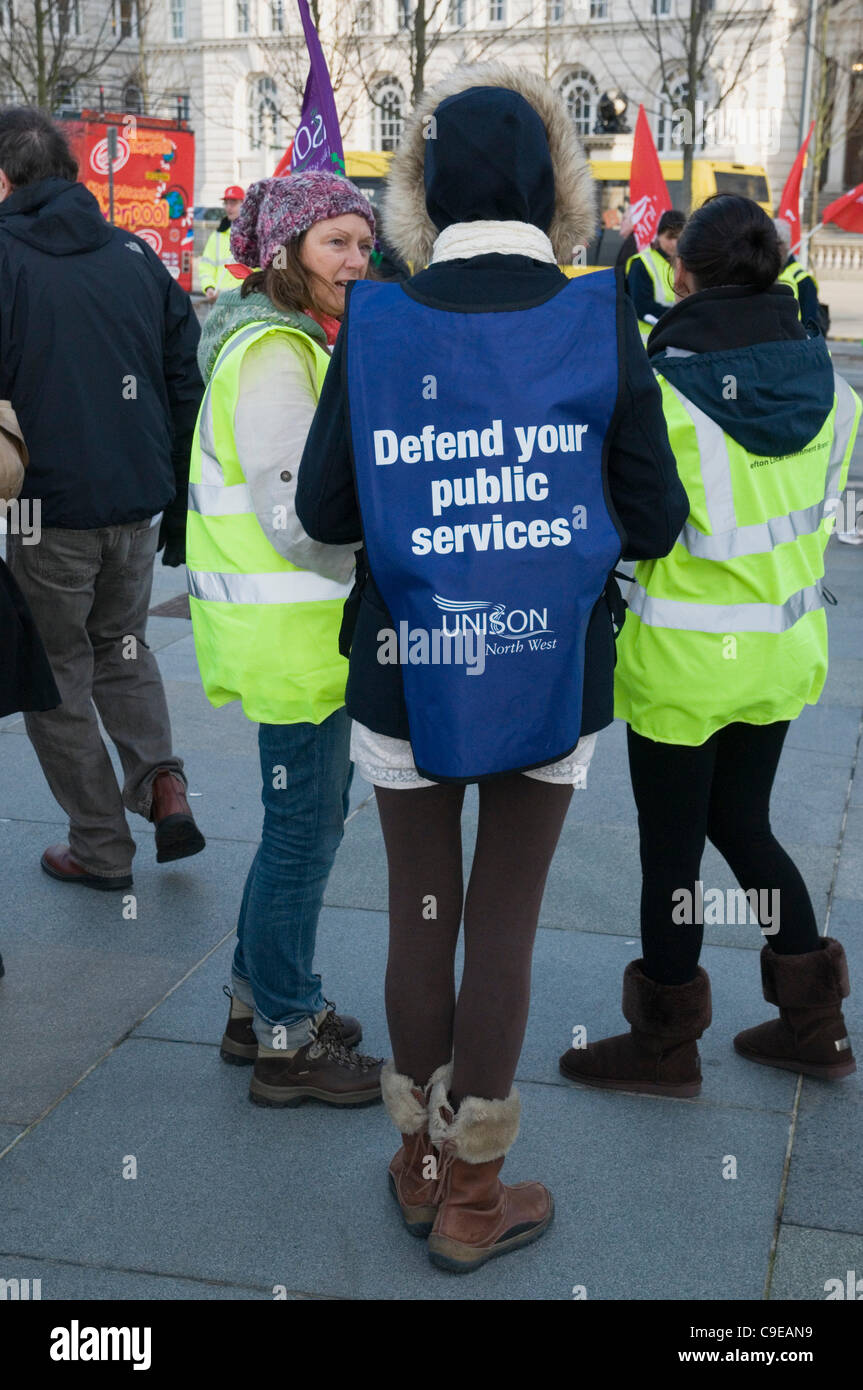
top-left (1, 346), bottom-right (861, 1302)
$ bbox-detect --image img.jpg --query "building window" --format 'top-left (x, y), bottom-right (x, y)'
top-left (547, 1), bottom-right (563, 20)
top-left (54, 77), bottom-right (77, 112)
top-left (489, 0), bottom-right (505, 20)
top-left (656, 78), bottom-right (693, 153)
top-left (373, 77), bottom-right (405, 152)
top-left (112, 0), bottom-right (138, 38)
top-left (560, 69), bottom-right (597, 138)
top-left (56, 0), bottom-right (80, 34)
top-left (0, 0), bottom-right (13, 27)
top-left (124, 81), bottom-right (143, 114)
top-left (398, 0), bottom-right (411, 28)
top-left (237, 0), bottom-right (250, 36)
top-left (176, 93), bottom-right (191, 121)
top-left (590, 0), bottom-right (607, 17)
top-left (271, 0), bottom-right (284, 32)
top-left (651, 0), bottom-right (671, 14)
top-left (356, 0), bottom-right (373, 31)
top-left (170, 0), bottom-right (184, 39)
top-left (249, 75), bottom-right (280, 152)
top-left (449, 0), bottom-right (465, 24)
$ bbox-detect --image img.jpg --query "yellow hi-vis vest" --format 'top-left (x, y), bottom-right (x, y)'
top-left (626, 246), bottom-right (676, 342)
top-left (614, 373), bottom-right (861, 745)
top-left (186, 321), bottom-right (351, 725)
top-left (199, 227), bottom-right (239, 293)
top-left (777, 260), bottom-right (819, 321)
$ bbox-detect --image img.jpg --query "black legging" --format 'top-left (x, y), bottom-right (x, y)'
top-left (375, 776), bottom-right (573, 1103)
top-left (627, 721), bottom-right (820, 985)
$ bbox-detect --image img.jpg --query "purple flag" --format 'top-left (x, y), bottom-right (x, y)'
top-left (280, 0), bottom-right (345, 177)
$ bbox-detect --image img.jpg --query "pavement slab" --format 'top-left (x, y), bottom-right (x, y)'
top-left (769, 1225), bottom-right (863, 1301)
top-left (0, 538), bottom-right (860, 1301)
top-left (0, 1036), bottom-right (791, 1301)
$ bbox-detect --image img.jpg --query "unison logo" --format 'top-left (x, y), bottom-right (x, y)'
top-left (433, 595), bottom-right (551, 639)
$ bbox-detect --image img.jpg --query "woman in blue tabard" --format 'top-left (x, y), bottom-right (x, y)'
top-left (296, 63), bottom-right (688, 1274)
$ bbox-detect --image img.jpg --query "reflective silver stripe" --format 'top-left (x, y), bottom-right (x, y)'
top-left (665, 382), bottom-right (737, 535)
top-left (825, 373), bottom-right (860, 506)
top-left (188, 482), bottom-right (253, 516)
top-left (669, 373), bottom-right (860, 561)
top-left (194, 324), bottom-right (275, 488)
top-left (188, 568), bottom-right (351, 605)
top-left (681, 500), bottom-right (826, 560)
top-left (628, 581), bottom-right (825, 634)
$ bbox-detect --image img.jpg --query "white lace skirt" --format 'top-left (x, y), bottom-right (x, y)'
top-left (351, 721), bottom-right (597, 790)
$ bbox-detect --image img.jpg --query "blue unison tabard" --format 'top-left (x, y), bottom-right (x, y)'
top-left (345, 272), bottom-right (624, 782)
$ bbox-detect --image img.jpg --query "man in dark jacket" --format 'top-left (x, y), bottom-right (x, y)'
top-left (0, 106), bottom-right (205, 890)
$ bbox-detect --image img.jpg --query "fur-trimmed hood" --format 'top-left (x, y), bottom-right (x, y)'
top-left (382, 62), bottom-right (596, 267)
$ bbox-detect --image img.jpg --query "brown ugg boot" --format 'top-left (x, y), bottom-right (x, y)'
top-left (382, 1061), bottom-right (451, 1238)
top-left (425, 1079), bottom-right (552, 1273)
top-left (734, 937), bottom-right (856, 1080)
top-left (559, 960), bottom-right (711, 1098)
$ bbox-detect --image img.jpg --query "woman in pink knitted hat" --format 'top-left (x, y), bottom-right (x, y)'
top-left (187, 171), bottom-right (385, 1109)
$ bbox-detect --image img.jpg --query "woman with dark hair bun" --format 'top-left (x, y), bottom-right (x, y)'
top-left (561, 193), bottom-right (862, 1099)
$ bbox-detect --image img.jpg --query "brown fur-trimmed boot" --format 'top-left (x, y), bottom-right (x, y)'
top-left (382, 1061), bottom-right (451, 1238)
top-left (426, 1079), bottom-right (552, 1273)
top-left (734, 937), bottom-right (856, 1080)
top-left (559, 960), bottom-right (711, 1099)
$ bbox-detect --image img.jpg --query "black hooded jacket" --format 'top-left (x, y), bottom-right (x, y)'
top-left (296, 89), bottom-right (689, 747)
top-left (0, 178), bottom-right (203, 529)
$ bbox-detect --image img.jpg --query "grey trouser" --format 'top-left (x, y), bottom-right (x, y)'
top-left (6, 520), bottom-right (183, 877)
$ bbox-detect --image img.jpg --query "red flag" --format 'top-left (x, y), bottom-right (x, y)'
top-left (777, 121), bottom-right (814, 254)
top-left (821, 182), bottom-right (863, 235)
top-left (629, 105), bottom-right (672, 251)
top-left (272, 139), bottom-right (294, 178)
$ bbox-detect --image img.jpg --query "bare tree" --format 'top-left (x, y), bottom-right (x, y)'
top-left (0, 0), bottom-right (152, 111)
top-left (354, 0), bottom-right (535, 136)
top-left (801, 1), bottom-right (863, 225)
top-left (594, 0), bottom-right (778, 213)
top-left (258, 1), bottom-right (367, 146)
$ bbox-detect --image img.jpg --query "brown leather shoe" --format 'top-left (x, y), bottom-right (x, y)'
top-left (426, 1086), bottom-right (552, 1273)
top-left (249, 1027), bottom-right (382, 1107)
top-left (149, 770), bottom-right (206, 863)
top-left (381, 1062), bottom-right (452, 1238)
top-left (40, 843), bottom-right (132, 891)
top-left (559, 960), bottom-right (711, 1099)
top-left (219, 990), bottom-right (362, 1066)
top-left (734, 938), bottom-right (856, 1080)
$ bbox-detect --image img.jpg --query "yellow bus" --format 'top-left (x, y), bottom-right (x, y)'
top-left (345, 151), bottom-right (772, 218)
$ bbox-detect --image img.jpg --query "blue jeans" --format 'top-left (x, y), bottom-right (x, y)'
top-left (232, 709), bottom-right (352, 1048)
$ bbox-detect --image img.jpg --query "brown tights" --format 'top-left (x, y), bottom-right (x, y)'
top-left (375, 775), bottom-right (573, 1104)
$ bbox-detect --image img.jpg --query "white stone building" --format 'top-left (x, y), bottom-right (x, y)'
top-left (4, 1), bottom-right (862, 218)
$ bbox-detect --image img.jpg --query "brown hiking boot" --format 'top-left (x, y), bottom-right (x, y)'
top-left (559, 960), bottom-right (711, 1099)
top-left (219, 989), bottom-right (362, 1066)
top-left (249, 1023), bottom-right (382, 1108)
top-left (734, 938), bottom-right (856, 1080)
top-left (149, 770), bottom-right (206, 863)
top-left (381, 1062), bottom-right (451, 1237)
top-left (426, 1086), bottom-right (552, 1273)
top-left (40, 843), bottom-right (132, 891)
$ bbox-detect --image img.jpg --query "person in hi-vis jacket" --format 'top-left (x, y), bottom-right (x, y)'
top-left (296, 62), bottom-right (689, 1276)
top-left (198, 184), bottom-right (245, 301)
top-left (561, 195), bottom-right (860, 1100)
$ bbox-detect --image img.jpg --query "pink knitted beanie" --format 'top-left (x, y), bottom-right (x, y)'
top-left (230, 171), bottom-right (376, 269)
